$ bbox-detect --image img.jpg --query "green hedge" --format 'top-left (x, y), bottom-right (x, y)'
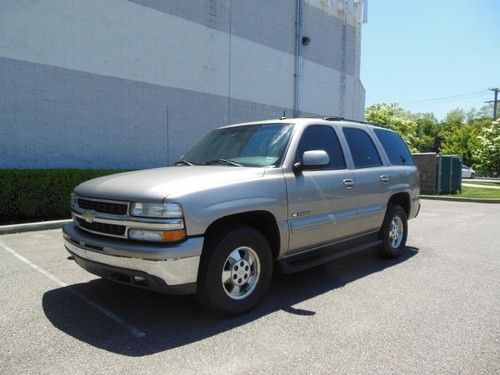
top-left (0, 169), bottom-right (126, 225)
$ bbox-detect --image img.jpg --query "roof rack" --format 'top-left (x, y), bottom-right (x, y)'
top-left (323, 116), bottom-right (365, 123)
top-left (298, 115), bottom-right (381, 126)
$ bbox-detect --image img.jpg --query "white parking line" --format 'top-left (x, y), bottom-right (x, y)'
top-left (0, 240), bottom-right (146, 338)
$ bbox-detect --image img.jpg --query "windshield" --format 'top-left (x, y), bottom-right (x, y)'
top-left (180, 123), bottom-right (293, 167)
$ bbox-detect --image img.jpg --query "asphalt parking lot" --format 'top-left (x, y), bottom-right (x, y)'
top-left (0, 200), bottom-right (498, 374)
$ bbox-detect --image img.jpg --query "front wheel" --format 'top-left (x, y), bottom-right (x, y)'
top-left (196, 226), bottom-right (273, 316)
top-left (378, 204), bottom-right (408, 258)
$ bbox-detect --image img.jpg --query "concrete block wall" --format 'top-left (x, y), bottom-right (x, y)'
top-left (0, 0), bottom-right (366, 169)
top-left (413, 153), bottom-right (438, 195)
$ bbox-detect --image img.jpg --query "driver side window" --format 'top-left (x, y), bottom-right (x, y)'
top-left (296, 125), bottom-right (346, 170)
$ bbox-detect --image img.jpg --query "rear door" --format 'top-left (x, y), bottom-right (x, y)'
top-left (342, 127), bottom-right (388, 233)
top-left (372, 127), bottom-right (418, 205)
top-left (285, 125), bottom-right (357, 253)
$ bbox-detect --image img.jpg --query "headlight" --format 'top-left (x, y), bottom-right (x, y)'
top-left (70, 193), bottom-right (77, 208)
top-left (128, 204), bottom-right (186, 242)
top-left (130, 202), bottom-right (183, 218)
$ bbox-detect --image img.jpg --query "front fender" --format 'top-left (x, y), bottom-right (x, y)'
top-left (177, 173), bottom-right (289, 252)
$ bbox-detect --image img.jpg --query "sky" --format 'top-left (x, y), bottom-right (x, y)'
top-left (361, 0), bottom-right (500, 119)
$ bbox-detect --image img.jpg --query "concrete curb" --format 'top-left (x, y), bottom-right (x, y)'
top-left (0, 219), bottom-right (72, 235)
top-left (420, 195), bottom-right (500, 204)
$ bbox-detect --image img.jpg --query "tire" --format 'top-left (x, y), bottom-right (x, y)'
top-left (378, 204), bottom-right (408, 258)
top-left (470, 173), bottom-right (475, 179)
top-left (196, 226), bottom-right (273, 316)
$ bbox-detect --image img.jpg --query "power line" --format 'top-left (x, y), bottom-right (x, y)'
top-left (399, 90), bottom-right (487, 104)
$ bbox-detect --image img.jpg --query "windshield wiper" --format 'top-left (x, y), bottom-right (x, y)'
top-left (205, 159), bottom-right (243, 167)
top-left (175, 159), bottom-right (196, 166)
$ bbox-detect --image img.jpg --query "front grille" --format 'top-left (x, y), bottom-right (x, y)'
top-left (77, 218), bottom-right (126, 237)
top-left (78, 198), bottom-right (128, 215)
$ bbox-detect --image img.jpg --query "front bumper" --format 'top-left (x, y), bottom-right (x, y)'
top-left (62, 223), bottom-right (203, 294)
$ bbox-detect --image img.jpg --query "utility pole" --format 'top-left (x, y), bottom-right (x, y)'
top-left (485, 87), bottom-right (499, 121)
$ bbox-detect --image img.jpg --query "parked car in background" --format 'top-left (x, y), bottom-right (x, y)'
top-left (63, 117), bottom-right (420, 315)
top-left (461, 165), bottom-right (475, 179)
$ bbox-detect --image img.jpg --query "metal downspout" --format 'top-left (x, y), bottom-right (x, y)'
top-left (293, 0), bottom-right (302, 117)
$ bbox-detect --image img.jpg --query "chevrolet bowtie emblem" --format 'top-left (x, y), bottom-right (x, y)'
top-left (82, 210), bottom-right (96, 223)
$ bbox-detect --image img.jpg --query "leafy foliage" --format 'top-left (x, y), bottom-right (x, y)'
top-left (438, 109), bottom-right (483, 167)
top-left (413, 112), bottom-right (439, 152)
top-left (365, 103), bottom-right (499, 176)
top-left (0, 169), bottom-right (126, 224)
top-left (365, 103), bottom-right (418, 152)
top-left (473, 119), bottom-right (500, 176)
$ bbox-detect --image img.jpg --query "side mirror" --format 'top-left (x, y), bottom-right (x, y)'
top-left (293, 150), bottom-right (330, 173)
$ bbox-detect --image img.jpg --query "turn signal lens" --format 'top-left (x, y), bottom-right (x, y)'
top-left (129, 228), bottom-right (186, 242)
top-left (160, 230), bottom-right (186, 242)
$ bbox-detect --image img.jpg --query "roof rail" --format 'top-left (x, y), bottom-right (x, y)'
top-left (324, 117), bottom-right (383, 127)
top-left (296, 115), bottom-right (352, 121)
top-left (294, 115), bottom-right (382, 127)
top-left (323, 116), bottom-right (362, 123)
top-left (365, 121), bottom-right (382, 126)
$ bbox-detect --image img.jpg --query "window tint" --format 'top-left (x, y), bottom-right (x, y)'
top-left (182, 124), bottom-right (293, 167)
top-left (342, 128), bottom-right (382, 168)
top-left (374, 128), bottom-right (415, 166)
top-left (296, 125), bottom-right (346, 170)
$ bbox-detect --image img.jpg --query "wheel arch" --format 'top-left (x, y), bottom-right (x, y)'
top-left (204, 211), bottom-right (281, 261)
top-left (388, 192), bottom-right (411, 217)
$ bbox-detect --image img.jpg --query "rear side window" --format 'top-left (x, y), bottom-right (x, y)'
top-left (343, 128), bottom-right (382, 168)
top-left (374, 129), bottom-right (415, 166)
top-left (296, 125), bottom-right (346, 170)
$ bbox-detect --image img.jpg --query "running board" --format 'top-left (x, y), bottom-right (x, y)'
top-left (279, 233), bottom-right (382, 273)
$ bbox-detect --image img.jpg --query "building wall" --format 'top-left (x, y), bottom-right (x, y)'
top-left (0, 0), bottom-right (366, 168)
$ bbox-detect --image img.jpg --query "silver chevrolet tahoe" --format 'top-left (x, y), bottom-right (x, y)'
top-left (63, 117), bottom-right (420, 315)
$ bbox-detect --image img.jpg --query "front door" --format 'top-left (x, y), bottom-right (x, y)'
top-left (285, 125), bottom-right (357, 253)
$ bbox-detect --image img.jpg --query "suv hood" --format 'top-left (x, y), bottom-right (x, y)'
top-left (74, 166), bottom-right (267, 202)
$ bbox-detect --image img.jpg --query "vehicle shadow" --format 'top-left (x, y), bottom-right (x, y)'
top-left (42, 246), bottom-right (418, 356)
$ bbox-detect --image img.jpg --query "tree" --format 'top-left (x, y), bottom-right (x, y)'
top-left (474, 119), bottom-right (500, 176)
top-left (439, 122), bottom-right (481, 167)
top-left (365, 103), bottom-right (418, 151)
top-left (466, 104), bottom-right (493, 121)
top-left (438, 109), bottom-right (492, 168)
top-left (365, 103), bottom-right (498, 176)
top-left (413, 112), bottom-right (439, 152)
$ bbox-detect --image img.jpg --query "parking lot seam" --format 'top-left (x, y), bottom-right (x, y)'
top-left (419, 195), bottom-right (500, 203)
top-left (0, 240), bottom-right (146, 338)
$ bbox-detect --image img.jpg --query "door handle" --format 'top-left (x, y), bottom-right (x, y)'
top-left (380, 175), bottom-right (390, 183)
top-left (343, 178), bottom-right (355, 188)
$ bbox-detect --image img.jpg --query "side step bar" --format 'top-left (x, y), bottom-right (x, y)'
top-left (279, 233), bottom-right (382, 273)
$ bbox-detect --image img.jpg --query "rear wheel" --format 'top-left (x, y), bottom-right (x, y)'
top-left (196, 226), bottom-right (273, 316)
top-left (379, 204), bottom-right (408, 258)
top-left (470, 173), bottom-right (475, 179)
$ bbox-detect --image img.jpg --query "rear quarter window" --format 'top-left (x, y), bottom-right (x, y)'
top-left (374, 129), bottom-right (415, 166)
top-left (342, 127), bottom-right (382, 168)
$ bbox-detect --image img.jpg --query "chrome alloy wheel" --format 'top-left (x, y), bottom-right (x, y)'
top-left (221, 246), bottom-right (261, 300)
top-left (389, 216), bottom-right (404, 248)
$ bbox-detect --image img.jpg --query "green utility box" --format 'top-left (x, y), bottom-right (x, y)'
top-left (437, 155), bottom-right (462, 194)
